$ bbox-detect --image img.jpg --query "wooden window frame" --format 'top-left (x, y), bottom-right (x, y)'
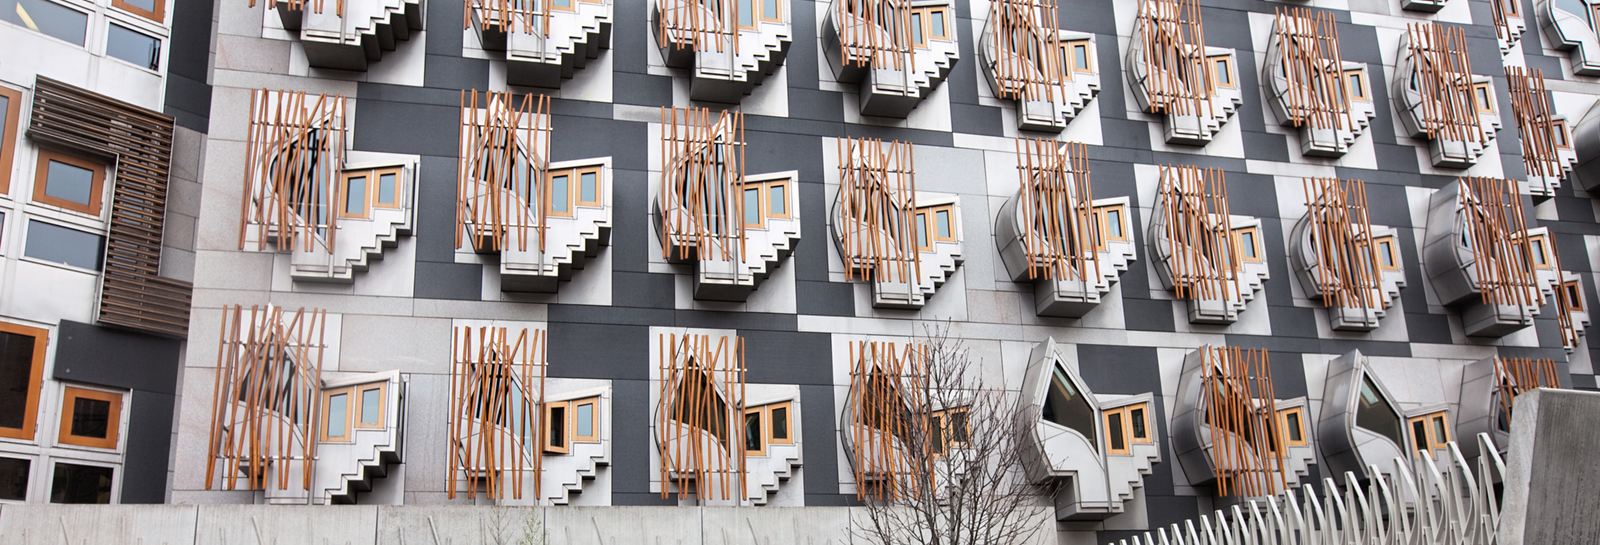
top-left (32, 149), bottom-right (106, 216)
top-left (571, 396), bottom-right (600, 443)
top-left (319, 387), bottom-right (355, 443)
top-left (1407, 410), bottom-right (1451, 456)
top-left (353, 382), bottom-right (387, 430)
top-left (1473, 83), bottom-right (1496, 114)
top-left (0, 86), bottom-right (20, 196)
top-left (545, 170), bottom-right (574, 219)
top-left (1503, 0), bottom-right (1519, 16)
top-left (112, 0), bottom-right (166, 24)
top-left (543, 401), bottom-right (570, 454)
top-left (1345, 69), bottom-right (1369, 102)
top-left (1126, 403), bottom-right (1152, 444)
top-left (1095, 204), bottom-right (1129, 244)
top-left (1233, 226), bottom-right (1262, 263)
top-left (1564, 280), bottom-right (1584, 312)
top-left (1373, 236), bottom-right (1400, 271)
top-left (742, 178), bottom-right (791, 229)
top-left (758, 0), bottom-right (784, 24)
top-left (1066, 40), bottom-right (1093, 74)
top-left (338, 170), bottom-right (371, 219)
top-left (1103, 407), bottom-right (1131, 455)
top-left (550, 0), bottom-right (579, 13)
top-left (1211, 56), bottom-right (1236, 89)
top-left (922, 204), bottom-right (957, 245)
top-left (743, 406), bottom-right (768, 456)
top-left (1277, 407), bottom-right (1308, 447)
top-left (930, 406), bottom-right (969, 457)
top-left (766, 401), bottom-right (793, 445)
top-left (370, 167), bottom-right (404, 210)
top-left (0, 322), bottom-right (49, 441)
top-left (57, 386), bottom-right (124, 450)
top-left (1551, 120), bottom-right (1571, 149)
top-left (573, 165), bottom-right (604, 208)
top-left (1526, 234), bottom-right (1551, 269)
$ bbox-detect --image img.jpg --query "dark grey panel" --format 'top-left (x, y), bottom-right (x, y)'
top-left (603, 378), bottom-right (676, 505)
top-left (784, 0), bottom-right (821, 88)
top-left (942, 0), bottom-right (980, 105)
top-left (1075, 344), bottom-right (1161, 396)
top-left (412, 155), bottom-right (462, 264)
top-left (741, 330), bottom-right (832, 385)
top-left (1406, 313), bottom-right (1453, 345)
top-left (798, 383), bottom-right (845, 501)
top-left (1122, 299), bottom-right (1175, 332)
top-left (794, 281), bottom-right (854, 317)
top-left (120, 390), bottom-right (174, 504)
top-left (1241, 131), bottom-right (1290, 163)
top-left (424, 0), bottom-right (463, 56)
top-left (52, 321), bottom-right (180, 394)
top-left (792, 181), bottom-right (833, 283)
top-left (608, 168), bottom-right (650, 274)
top-left (674, 311), bottom-right (797, 333)
top-left (423, 56), bottom-right (490, 91)
top-left (612, 272), bottom-right (675, 309)
top-left (162, 0), bottom-right (214, 133)
top-left (1267, 306), bottom-right (1318, 340)
top-left (786, 89), bottom-right (845, 123)
top-left (613, 73), bottom-right (673, 107)
top-left (412, 262), bottom-right (483, 300)
top-left (1267, 351), bottom-right (1309, 399)
top-left (546, 322), bottom-right (649, 380)
top-left (352, 100), bottom-right (460, 157)
top-left (609, 0), bottom-right (651, 74)
top-left (949, 104), bottom-right (1005, 137)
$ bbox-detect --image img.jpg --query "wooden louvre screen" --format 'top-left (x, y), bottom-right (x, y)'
top-left (1543, 233), bottom-right (1581, 349)
top-left (657, 0), bottom-right (740, 55)
top-left (240, 89), bottom-right (347, 255)
top-left (1198, 346), bottom-right (1287, 498)
top-left (659, 107), bottom-right (746, 263)
top-left (1406, 24), bottom-right (1484, 145)
top-left (836, 0), bottom-right (912, 71)
top-left (457, 90), bottom-right (553, 254)
top-left (657, 332), bottom-right (746, 501)
top-left (205, 305), bottom-right (328, 492)
top-left (1159, 165), bottom-right (1241, 303)
top-left (1015, 138), bottom-right (1096, 281)
top-left (466, 0), bottom-right (550, 35)
top-left (1493, 357), bottom-right (1560, 420)
top-left (27, 77), bottom-right (192, 338)
top-left (1506, 67), bottom-right (1563, 180)
top-left (1459, 177), bottom-right (1543, 307)
top-left (448, 325), bottom-right (546, 500)
top-left (1137, 0), bottom-right (1210, 117)
top-left (838, 137), bottom-right (920, 284)
top-left (847, 340), bottom-right (928, 501)
top-left (1302, 178), bottom-right (1381, 311)
top-left (1491, 0), bottom-right (1514, 45)
top-left (1274, 8), bottom-right (1350, 131)
top-left (989, 0), bottom-right (1065, 102)
top-left (248, 0), bottom-right (343, 16)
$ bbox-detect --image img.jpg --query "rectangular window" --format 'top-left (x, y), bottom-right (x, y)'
top-left (341, 172), bottom-right (369, 218)
top-left (106, 23), bottom-right (160, 70)
top-left (1235, 227), bottom-right (1261, 262)
top-left (1129, 405), bottom-right (1148, 442)
top-left (1474, 83), bottom-right (1496, 113)
top-left (1068, 41), bottom-right (1092, 74)
top-left (112, 0), bottom-right (165, 23)
top-left (744, 187), bottom-right (762, 227)
top-left (768, 181), bottom-right (787, 218)
top-left (911, 12), bottom-right (924, 47)
top-left (1564, 280), bottom-right (1584, 312)
top-left (1105, 409), bottom-right (1128, 454)
top-left (1375, 237), bottom-right (1399, 271)
top-left (24, 220), bottom-right (104, 271)
top-left (33, 149), bottom-right (105, 216)
top-left (918, 204), bottom-right (957, 245)
top-left (543, 401), bottom-right (569, 454)
top-left (548, 173), bottom-right (571, 217)
top-left (768, 402), bottom-right (791, 445)
top-left (930, 407), bottom-right (968, 457)
top-left (321, 390), bottom-right (349, 441)
top-left (0, 322), bottom-right (49, 441)
top-left (0, 456), bottom-right (28, 501)
top-left (1095, 204), bottom-right (1127, 243)
top-left (355, 383), bottom-right (385, 429)
top-left (929, 9), bottom-right (946, 39)
top-left (375, 168), bottom-right (401, 208)
top-left (49, 462), bottom-right (112, 504)
top-left (1346, 70), bottom-right (1368, 101)
top-left (0, 86), bottom-right (20, 195)
top-left (551, 0), bottom-right (575, 11)
top-left (1408, 411), bottom-right (1451, 456)
top-left (916, 212), bottom-right (930, 251)
top-left (1278, 407), bottom-right (1307, 446)
top-left (58, 386), bottom-right (122, 450)
top-left (576, 167), bottom-right (601, 207)
top-left (744, 407), bottom-right (766, 456)
top-left (572, 397), bottom-right (598, 442)
top-left (1528, 235), bottom-right (1550, 268)
top-left (1552, 121), bottom-right (1570, 148)
top-left (2, 0), bottom-right (88, 46)
top-left (761, 0), bottom-right (780, 22)
top-left (1212, 57), bottom-right (1234, 88)
top-left (737, 0), bottom-right (754, 28)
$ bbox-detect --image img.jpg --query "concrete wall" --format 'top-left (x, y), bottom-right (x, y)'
top-left (1499, 388), bottom-right (1600, 543)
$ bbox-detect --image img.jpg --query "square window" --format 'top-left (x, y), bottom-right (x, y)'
top-left (3, 0), bottom-right (88, 46)
top-left (106, 23), bottom-right (161, 70)
top-left (0, 322), bottom-right (48, 441)
top-left (0, 456), bottom-right (28, 501)
top-left (112, 0), bottom-right (165, 23)
top-left (0, 86), bottom-right (20, 195)
top-left (49, 462), bottom-right (112, 504)
top-left (24, 220), bottom-right (104, 271)
top-left (33, 150), bottom-right (105, 216)
top-left (58, 386), bottom-right (123, 449)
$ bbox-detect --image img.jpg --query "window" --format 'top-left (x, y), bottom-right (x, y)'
top-left (743, 407), bottom-right (766, 456)
top-left (338, 167), bottom-right (404, 219)
top-left (57, 387), bottom-right (122, 449)
top-left (1564, 280), bottom-right (1584, 312)
top-left (1373, 236), bottom-right (1400, 271)
top-left (1233, 226), bottom-right (1261, 263)
top-left (112, 0), bottom-right (165, 23)
top-left (1355, 376), bottom-right (1403, 449)
top-left (1103, 403), bottom-right (1151, 455)
top-left (1473, 83), bottom-right (1496, 113)
top-left (320, 389), bottom-right (350, 442)
top-left (742, 178), bottom-right (789, 228)
top-left (546, 165), bottom-right (602, 218)
top-left (1212, 56), bottom-right (1234, 89)
top-left (32, 150), bottom-right (105, 216)
top-left (1064, 40), bottom-right (1093, 74)
top-left (1551, 120), bottom-right (1570, 149)
top-left (760, 0), bottom-right (781, 23)
top-left (1041, 365), bottom-right (1096, 449)
top-left (1345, 70), bottom-right (1368, 102)
top-left (0, 322), bottom-right (48, 441)
top-left (540, 397), bottom-right (600, 453)
top-left (1407, 411), bottom-right (1451, 457)
top-left (930, 406), bottom-right (968, 456)
top-left (550, 0), bottom-right (575, 11)
top-left (340, 171), bottom-right (369, 219)
top-left (49, 462), bottom-right (111, 504)
top-left (916, 204), bottom-right (956, 251)
top-left (0, 86), bottom-right (20, 195)
top-left (355, 382), bottom-right (386, 430)
top-left (768, 401), bottom-right (791, 445)
top-left (24, 220), bottom-right (104, 271)
top-left (1526, 235), bottom-right (1550, 268)
top-left (1502, 0), bottom-right (1518, 16)
top-left (1, 0), bottom-right (88, 46)
top-left (0, 456), bottom-right (28, 501)
top-left (572, 397), bottom-right (599, 443)
top-left (1277, 407), bottom-right (1307, 447)
top-left (543, 401), bottom-right (569, 454)
top-left (1093, 204), bottom-right (1128, 245)
top-left (106, 23), bottom-right (160, 70)
top-left (737, 0), bottom-right (755, 29)
top-left (909, 6), bottom-right (949, 47)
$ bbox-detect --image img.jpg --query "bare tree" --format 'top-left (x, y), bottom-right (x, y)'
top-left (851, 323), bottom-right (1053, 545)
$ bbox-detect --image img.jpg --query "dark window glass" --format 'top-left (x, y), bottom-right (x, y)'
top-left (43, 159), bottom-right (95, 206)
top-left (1130, 407), bottom-right (1147, 439)
top-left (0, 457), bottom-right (27, 500)
top-left (547, 405), bottom-right (565, 447)
top-left (1356, 376), bottom-right (1404, 448)
top-left (50, 463), bottom-right (111, 504)
top-left (1432, 415), bottom-right (1449, 444)
top-left (1, 0), bottom-right (88, 46)
top-left (1041, 366), bottom-right (1097, 449)
top-left (106, 23), bottom-right (160, 70)
top-left (0, 211), bottom-right (6, 245)
top-left (69, 396), bottom-right (110, 439)
top-left (24, 221), bottom-right (103, 271)
top-left (1107, 411), bottom-right (1125, 451)
top-left (1285, 411), bottom-right (1302, 443)
top-left (948, 410), bottom-right (968, 443)
top-left (770, 406), bottom-right (788, 439)
top-left (744, 411), bottom-right (762, 452)
top-left (930, 414), bottom-right (944, 455)
top-left (0, 330), bottom-right (39, 430)
top-left (1411, 419), bottom-right (1428, 452)
top-left (670, 368), bottom-right (729, 446)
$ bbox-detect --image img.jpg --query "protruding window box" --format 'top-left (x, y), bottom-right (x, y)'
top-left (271, 0), bottom-right (423, 71)
top-left (1492, 0), bottom-right (1526, 53)
top-left (1506, 68), bottom-right (1578, 196)
top-left (821, 0), bottom-right (959, 118)
top-left (1456, 356), bottom-right (1559, 460)
top-left (1393, 24), bottom-right (1501, 169)
top-left (1262, 9), bottom-right (1377, 158)
top-left (1316, 350), bottom-right (1410, 484)
top-left (468, 0), bottom-right (614, 88)
top-left (1172, 346), bottom-right (1316, 501)
top-left (838, 339), bottom-right (926, 501)
top-left (1421, 178), bottom-right (1543, 337)
top-left (1148, 166), bottom-right (1269, 325)
top-left (289, 159), bottom-right (417, 283)
top-left (977, 0), bottom-right (1094, 132)
top-left (1540, 0), bottom-right (1600, 76)
top-left (652, 0), bottom-right (793, 103)
top-left (313, 371), bottom-right (407, 505)
top-left (833, 138), bottom-right (962, 310)
top-left (1126, 0), bottom-right (1242, 146)
top-left (1289, 179), bottom-right (1406, 332)
top-left (1401, 0), bottom-right (1449, 12)
top-left (1017, 338), bottom-right (1159, 519)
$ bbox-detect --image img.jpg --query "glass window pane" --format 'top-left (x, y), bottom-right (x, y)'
top-left (0, 211), bottom-right (5, 244)
top-left (49, 463), bottom-right (111, 504)
top-left (580, 172), bottom-right (597, 203)
top-left (550, 175), bottom-right (569, 213)
top-left (744, 411), bottom-right (761, 451)
top-left (1240, 231), bottom-right (1256, 257)
top-left (326, 393), bottom-right (347, 437)
top-left (1349, 74), bottom-right (1363, 97)
top-left (0, 457), bottom-right (28, 501)
top-left (1215, 60), bottom-right (1231, 85)
top-left (377, 173), bottom-right (396, 205)
top-left (935, 210), bottom-right (951, 238)
top-left (122, 0), bottom-right (158, 13)
top-left (770, 184), bottom-right (785, 215)
top-left (744, 187), bottom-right (760, 225)
top-left (1411, 419), bottom-right (1428, 452)
top-left (344, 175), bottom-right (366, 215)
top-left (3, 0), bottom-right (88, 46)
top-left (0, 94), bottom-right (9, 143)
top-left (548, 405), bottom-right (565, 447)
top-left (1107, 412), bottom-right (1126, 451)
top-left (738, 0), bottom-right (753, 26)
top-left (43, 159), bottom-right (95, 207)
top-left (1286, 412), bottom-right (1302, 442)
top-left (931, 11), bottom-right (945, 37)
top-left (1042, 366), bottom-right (1097, 449)
top-left (360, 388), bottom-right (381, 425)
top-left (1130, 407), bottom-right (1146, 439)
top-left (770, 406), bottom-right (787, 439)
top-left (916, 213), bottom-right (929, 247)
top-left (576, 403), bottom-right (593, 437)
top-left (24, 221), bottom-right (104, 271)
top-left (1074, 44), bottom-right (1088, 70)
top-left (911, 12), bottom-right (923, 44)
top-left (763, 0), bottom-right (777, 20)
top-left (930, 415), bottom-right (944, 454)
top-left (69, 396), bottom-right (111, 439)
top-left (553, 0), bottom-right (571, 6)
top-left (0, 330), bottom-right (39, 430)
top-left (1432, 415), bottom-right (1449, 444)
top-left (948, 410), bottom-right (967, 442)
top-left (1357, 377), bottom-right (1404, 448)
top-left (1106, 209), bottom-right (1122, 237)
top-left (107, 24), bottom-right (160, 70)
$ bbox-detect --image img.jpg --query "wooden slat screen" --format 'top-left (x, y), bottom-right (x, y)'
top-left (1198, 346), bottom-right (1287, 498)
top-left (1274, 8), bottom-right (1350, 131)
top-left (659, 107), bottom-right (746, 263)
top-left (658, 0), bottom-right (740, 55)
top-left (836, 0), bottom-right (911, 71)
top-left (28, 77), bottom-right (192, 338)
top-left (466, 0), bottom-right (550, 36)
top-left (1543, 233), bottom-right (1581, 350)
top-left (1302, 178), bottom-right (1381, 311)
top-left (457, 90), bottom-right (553, 254)
top-left (1137, 0), bottom-right (1210, 117)
top-left (1015, 138), bottom-right (1096, 281)
top-left (1505, 67), bottom-right (1563, 180)
top-left (989, 0), bottom-right (1065, 102)
top-left (846, 340), bottom-right (928, 501)
top-left (1459, 177), bottom-right (1543, 308)
top-left (1158, 165), bottom-right (1240, 304)
top-left (240, 89), bottom-right (347, 257)
top-left (1406, 24), bottom-right (1484, 146)
top-left (658, 332), bottom-right (746, 501)
top-left (205, 305), bottom-right (327, 491)
top-left (448, 325), bottom-right (546, 500)
top-left (838, 137), bottom-right (919, 284)
top-left (248, 0), bottom-right (344, 16)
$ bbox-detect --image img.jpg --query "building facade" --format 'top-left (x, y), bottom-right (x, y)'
top-left (2, 0), bottom-right (1600, 542)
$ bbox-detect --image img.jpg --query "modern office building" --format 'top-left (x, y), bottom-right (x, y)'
top-left (1, 0), bottom-right (1599, 542)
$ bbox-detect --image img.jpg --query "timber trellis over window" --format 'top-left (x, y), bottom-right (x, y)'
top-left (240, 89), bottom-right (348, 256)
top-left (448, 325), bottom-right (547, 500)
top-left (1198, 346), bottom-right (1288, 498)
top-left (835, 0), bottom-right (912, 71)
top-left (1494, 357), bottom-right (1559, 420)
top-left (1302, 178), bottom-right (1380, 312)
top-left (1273, 8), bottom-right (1351, 131)
top-left (1505, 67), bottom-right (1564, 180)
top-left (1542, 233), bottom-right (1582, 349)
top-left (1137, 0), bottom-right (1210, 118)
top-left (468, 0), bottom-right (555, 37)
top-left (845, 340), bottom-right (929, 501)
top-left (1405, 24), bottom-right (1485, 147)
top-left (837, 138), bottom-right (919, 284)
top-left (456, 90), bottom-right (554, 254)
top-left (205, 305), bottom-right (329, 492)
top-left (657, 0), bottom-right (741, 54)
top-left (1015, 138), bottom-right (1096, 282)
top-left (988, 0), bottom-right (1064, 103)
top-left (658, 107), bottom-right (747, 263)
top-left (1159, 165), bottom-right (1241, 304)
top-left (657, 332), bottom-right (747, 501)
top-left (1460, 177), bottom-right (1542, 308)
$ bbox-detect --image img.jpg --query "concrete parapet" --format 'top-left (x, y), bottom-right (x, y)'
top-left (1499, 388), bottom-right (1600, 544)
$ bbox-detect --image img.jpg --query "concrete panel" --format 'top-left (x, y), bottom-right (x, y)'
top-left (0, 504), bottom-right (198, 544)
top-left (545, 506), bottom-right (700, 545)
top-left (194, 505), bottom-right (378, 543)
top-left (1499, 388), bottom-right (1600, 544)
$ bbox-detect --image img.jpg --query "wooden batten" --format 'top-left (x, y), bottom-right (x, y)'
top-left (1406, 24), bottom-right (1483, 145)
top-left (1015, 138), bottom-right (1096, 281)
top-left (658, 332), bottom-right (746, 501)
top-left (836, 0), bottom-right (911, 70)
top-left (1199, 346), bottom-right (1287, 498)
top-left (1274, 8), bottom-right (1350, 131)
top-left (657, 0), bottom-right (741, 55)
top-left (467, 0), bottom-right (549, 35)
top-left (1459, 177), bottom-right (1542, 307)
top-left (1506, 67), bottom-right (1563, 180)
top-left (1137, 0), bottom-right (1210, 117)
top-left (1302, 178), bottom-right (1380, 311)
top-left (447, 325), bottom-right (546, 500)
top-left (659, 107), bottom-right (747, 263)
top-left (205, 305), bottom-right (327, 492)
top-left (847, 340), bottom-right (928, 501)
top-left (457, 90), bottom-right (553, 254)
top-left (1493, 357), bottom-right (1560, 419)
top-left (838, 137), bottom-right (920, 284)
top-left (990, 0), bottom-right (1065, 102)
top-left (1159, 165), bottom-right (1240, 303)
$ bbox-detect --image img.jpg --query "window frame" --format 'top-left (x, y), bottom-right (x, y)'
top-left (48, 460), bottom-right (116, 505)
top-left (908, 6), bottom-right (949, 48)
top-left (570, 396), bottom-right (600, 443)
top-left (1526, 234), bottom-right (1551, 269)
top-left (549, 0), bottom-right (579, 13)
top-left (1551, 120), bottom-right (1571, 149)
top-left (543, 400), bottom-right (571, 454)
top-left (104, 21), bottom-right (163, 72)
top-left (1564, 280), bottom-right (1584, 312)
top-left (742, 178), bottom-right (791, 229)
top-left (1502, 0), bottom-right (1519, 16)
top-left (353, 382), bottom-right (387, 430)
top-left (1372, 236), bottom-right (1400, 271)
top-left (112, 0), bottom-right (166, 24)
top-left (1407, 410), bottom-right (1451, 457)
top-left (1211, 56), bottom-right (1236, 89)
top-left (929, 406), bottom-right (969, 457)
top-left (922, 204), bottom-right (957, 246)
top-left (573, 165), bottom-right (604, 208)
top-left (0, 455), bottom-right (33, 502)
top-left (0, 86), bottom-right (20, 196)
top-left (56, 386), bottom-right (124, 450)
top-left (1473, 82), bottom-right (1496, 114)
top-left (338, 170), bottom-right (371, 219)
top-left (1233, 226), bottom-right (1262, 263)
top-left (766, 401), bottom-right (792, 445)
top-left (1277, 406), bottom-right (1308, 447)
top-left (743, 406), bottom-right (767, 456)
top-left (1094, 204), bottom-right (1128, 245)
top-left (0, 321), bottom-right (50, 441)
top-left (1065, 40), bottom-right (1093, 74)
top-left (32, 149), bottom-right (107, 217)
top-left (1345, 69), bottom-right (1369, 103)
top-left (758, 0), bottom-right (783, 24)
top-left (1101, 403), bottom-right (1150, 455)
top-left (21, 218), bottom-right (104, 272)
top-left (318, 387), bottom-right (355, 443)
